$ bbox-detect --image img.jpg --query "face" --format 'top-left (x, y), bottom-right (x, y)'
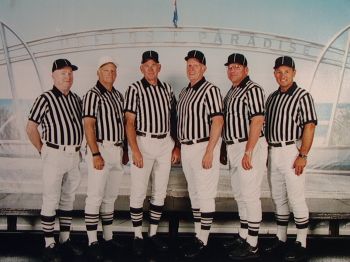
top-left (186, 58), bottom-right (206, 85)
top-left (227, 63), bottom-right (248, 86)
top-left (274, 66), bottom-right (296, 89)
top-left (52, 66), bottom-right (73, 92)
top-left (140, 59), bottom-right (161, 84)
top-left (98, 63), bottom-right (117, 87)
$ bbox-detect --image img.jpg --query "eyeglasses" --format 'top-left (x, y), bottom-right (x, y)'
top-left (227, 64), bottom-right (243, 70)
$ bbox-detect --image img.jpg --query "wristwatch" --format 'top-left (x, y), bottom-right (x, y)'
top-left (298, 153), bottom-right (307, 159)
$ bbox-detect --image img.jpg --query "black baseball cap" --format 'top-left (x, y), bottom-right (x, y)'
top-left (274, 56), bottom-right (295, 69)
top-left (142, 50), bottom-right (159, 64)
top-left (52, 58), bottom-right (78, 72)
top-left (224, 53), bottom-right (247, 67)
top-left (185, 50), bottom-right (206, 65)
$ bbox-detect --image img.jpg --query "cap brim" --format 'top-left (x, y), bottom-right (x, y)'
top-left (71, 65), bottom-right (78, 71)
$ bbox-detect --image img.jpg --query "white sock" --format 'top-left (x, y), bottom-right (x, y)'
top-left (296, 228), bottom-right (308, 247)
top-left (59, 231), bottom-right (70, 243)
top-left (246, 235), bottom-right (258, 248)
top-left (277, 225), bottom-right (288, 242)
top-left (134, 226), bottom-right (143, 239)
top-left (149, 224), bottom-right (158, 237)
top-left (103, 224), bottom-right (113, 241)
top-left (239, 228), bottom-right (248, 239)
top-left (194, 222), bottom-right (201, 237)
top-left (198, 229), bottom-right (209, 245)
top-left (87, 230), bottom-right (98, 245)
top-left (45, 237), bottom-right (55, 247)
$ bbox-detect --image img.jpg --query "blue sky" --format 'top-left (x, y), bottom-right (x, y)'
top-left (0, 0), bottom-right (349, 45)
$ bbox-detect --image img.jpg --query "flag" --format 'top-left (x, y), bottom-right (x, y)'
top-left (173, 0), bottom-right (178, 28)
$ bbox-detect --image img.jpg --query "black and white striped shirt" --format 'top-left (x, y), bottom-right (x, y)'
top-left (223, 76), bottom-right (265, 142)
top-left (83, 81), bottom-right (124, 143)
top-left (265, 82), bottom-right (317, 143)
top-left (177, 77), bottom-right (223, 142)
top-left (124, 78), bottom-right (176, 134)
top-left (28, 86), bottom-right (83, 145)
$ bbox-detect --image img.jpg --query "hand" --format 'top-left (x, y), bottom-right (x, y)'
top-left (171, 147), bottom-right (181, 164)
top-left (132, 149), bottom-right (143, 168)
top-left (241, 152), bottom-right (253, 170)
top-left (122, 150), bottom-right (129, 165)
top-left (93, 155), bottom-right (105, 170)
top-left (293, 156), bottom-right (307, 176)
top-left (202, 151), bottom-right (213, 169)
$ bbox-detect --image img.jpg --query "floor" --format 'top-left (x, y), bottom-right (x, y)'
top-left (0, 232), bottom-right (350, 262)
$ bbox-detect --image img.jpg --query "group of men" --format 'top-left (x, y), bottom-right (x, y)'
top-left (26, 49), bottom-right (317, 262)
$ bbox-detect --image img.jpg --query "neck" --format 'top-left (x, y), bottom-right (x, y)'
top-left (280, 83), bottom-right (293, 93)
top-left (100, 81), bottom-right (113, 91)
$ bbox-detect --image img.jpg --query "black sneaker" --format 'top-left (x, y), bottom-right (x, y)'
top-left (86, 241), bottom-right (104, 262)
top-left (223, 235), bottom-right (246, 251)
top-left (42, 243), bottom-right (61, 262)
top-left (133, 237), bottom-right (145, 257)
top-left (60, 239), bottom-right (83, 258)
top-left (149, 235), bottom-right (169, 253)
top-left (284, 241), bottom-right (307, 262)
top-left (103, 239), bottom-right (126, 258)
top-left (181, 237), bottom-right (205, 259)
top-left (228, 241), bottom-right (259, 260)
top-left (263, 237), bottom-right (287, 256)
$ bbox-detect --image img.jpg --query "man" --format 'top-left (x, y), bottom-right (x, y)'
top-left (26, 58), bottom-right (83, 261)
top-left (220, 53), bottom-right (267, 260)
top-left (177, 50), bottom-right (223, 258)
top-left (124, 50), bottom-right (180, 256)
top-left (263, 56), bottom-right (317, 262)
top-left (83, 56), bottom-right (128, 261)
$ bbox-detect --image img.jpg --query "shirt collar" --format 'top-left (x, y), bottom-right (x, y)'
top-left (52, 86), bottom-right (71, 97)
top-left (141, 77), bottom-right (165, 89)
top-left (187, 77), bottom-right (206, 91)
top-left (278, 82), bottom-right (297, 96)
top-left (96, 80), bottom-right (115, 94)
top-left (233, 75), bottom-right (250, 89)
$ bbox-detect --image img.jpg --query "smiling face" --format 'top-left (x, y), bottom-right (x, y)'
top-left (227, 63), bottom-right (249, 86)
top-left (186, 58), bottom-right (206, 86)
top-left (140, 59), bottom-right (161, 85)
top-left (274, 65), bottom-right (296, 91)
top-left (52, 66), bottom-right (74, 94)
top-left (98, 62), bottom-right (117, 89)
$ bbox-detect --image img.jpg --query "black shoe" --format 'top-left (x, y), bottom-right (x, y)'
top-left (228, 241), bottom-right (259, 260)
top-left (181, 237), bottom-right (205, 259)
top-left (42, 243), bottom-right (62, 262)
top-left (223, 235), bottom-right (246, 251)
top-left (60, 239), bottom-right (84, 258)
top-left (133, 237), bottom-right (145, 257)
top-left (263, 237), bottom-right (287, 256)
top-left (149, 235), bottom-right (169, 253)
top-left (284, 241), bottom-right (307, 262)
top-left (86, 241), bottom-right (104, 262)
top-left (103, 238), bottom-right (126, 257)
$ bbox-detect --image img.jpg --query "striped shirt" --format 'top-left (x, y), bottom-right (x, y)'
top-left (83, 81), bottom-right (124, 142)
top-left (28, 86), bottom-right (83, 145)
top-left (223, 76), bottom-right (265, 142)
top-left (124, 77), bottom-right (176, 134)
top-left (177, 77), bottom-right (223, 142)
top-left (265, 82), bottom-right (317, 143)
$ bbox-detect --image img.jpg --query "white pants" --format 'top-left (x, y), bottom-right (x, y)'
top-left (268, 143), bottom-right (309, 220)
top-left (181, 139), bottom-right (221, 212)
top-left (41, 145), bottom-right (81, 216)
top-left (227, 137), bottom-right (267, 225)
top-left (85, 142), bottom-right (124, 214)
top-left (130, 135), bottom-right (174, 208)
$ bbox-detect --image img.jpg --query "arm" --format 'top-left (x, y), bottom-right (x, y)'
top-left (293, 122), bottom-right (316, 176)
top-left (125, 112), bottom-right (143, 168)
top-left (84, 117), bottom-right (104, 170)
top-left (202, 115), bottom-right (224, 169)
top-left (170, 96), bottom-right (181, 164)
top-left (242, 115), bottom-right (264, 170)
top-left (26, 120), bottom-right (43, 154)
